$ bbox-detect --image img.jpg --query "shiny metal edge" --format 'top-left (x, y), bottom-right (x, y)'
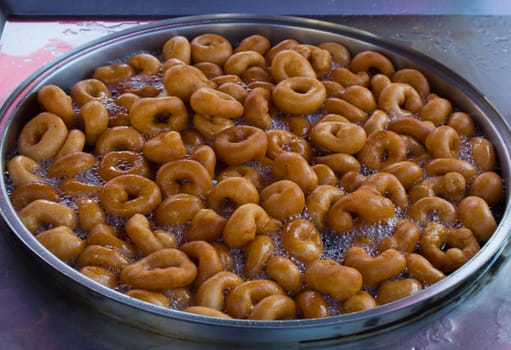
top-left (0, 14), bottom-right (510, 345)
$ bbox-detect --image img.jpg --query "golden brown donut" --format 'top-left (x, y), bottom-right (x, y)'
top-left (388, 117), bottom-right (435, 144)
top-left (206, 177), bottom-right (259, 213)
top-left (295, 290), bottom-right (330, 319)
top-left (190, 87), bottom-right (244, 119)
top-left (195, 271), bottom-right (243, 310)
top-left (425, 158), bottom-right (478, 182)
top-left (194, 61), bottom-right (224, 79)
top-left (260, 180), bottom-right (305, 219)
top-left (19, 199), bottom-right (77, 234)
top-left (243, 87), bottom-right (272, 130)
top-left (447, 111), bottom-right (475, 137)
top-left (425, 125), bottom-right (461, 159)
top-left (270, 49), bottom-right (316, 82)
top-left (216, 81), bottom-right (248, 102)
top-left (125, 289), bottom-right (170, 308)
top-left (248, 295), bottom-right (296, 320)
top-left (420, 94), bottom-right (452, 126)
top-left (127, 53), bottom-right (161, 75)
top-left (75, 197), bottom-right (105, 232)
top-left (244, 235), bottom-right (274, 279)
top-left (470, 136), bottom-right (497, 171)
top-left (59, 179), bottom-right (101, 196)
top-left (155, 159), bottom-right (212, 198)
top-left (191, 144), bottom-right (217, 178)
top-left (77, 245), bottom-right (129, 271)
top-left (36, 226), bottom-right (85, 262)
top-left (70, 78), bottom-right (111, 106)
top-left (224, 50), bottom-right (266, 76)
top-left (223, 203), bottom-right (281, 248)
top-left (327, 189), bottom-right (395, 233)
top-left (80, 100), bottom-right (109, 146)
top-left (408, 172), bottom-right (466, 203)
top-left (306, 185), bottom-right (344, 230)
top-left (80, 266), bottom-right (118, 288)
top-left (266, 255), bottom-right (302, 294)
top-left (318, 41), bottom-right (351, 67)
top-left (378, 82), bottom-right (423, 119)
top-left (17, 112), bottom-right (68, 161)
top-left (125, 214), bottom-right (171, 256)
top-left (212, 125), bottom-right (268, 165)
top-left (371, 74), bottom-right (392, 100)
top-left (154, 193), bottom-right (204, 226)
top-left (7, 155), bottom-right (42, 186)
top-left (234, 34), bottom-right (271, 55)
top-left (343, 246), bottom-right (406, 289)
top-left (310, 120), bottom-right (367, 154)
top-left (406, 253), bottom-right (446, 285)
top-left (408, 197), bottom-right (457, 225)
top-left (55, 129), bottom-right (86, 159)
top-left (162, 35), bottom-right (191, 63)
top-left (340, 171), bottom-right (366, 193)
top-left (265, 39), bottom-right (299, 64)
top-left (358, 172), bottom-right (408, 209)
top-left (293, 44), bottom-right (332, 77)
top-left (469, 171), bottom-right (503, 205)
top-left (377, 219), bottom-right (420, 254)
top-left (87, 223), bottom-right (137, 260)
top-left (94, 126), bottom-right (145, 155)
top-left (392, 68), bottom-right (430, 99)
top-left (331, 67), bottom-right (369, 87)
top-left (323, 97), bottom-right (367, 123)
top-left (37, 84), bottom-right (76, 128)
top-left (350, 50), bottom-right (395, 77)
top-left (191, 33), bottom-right (233, 66)
top-left (98, 151), bottom-right (150, 181)
top-left (129, 96), bottom-right (189, 136)
top-left (163, 63), bottom-right (214, 102)
top-left (10, 182), bottom-right (60, 211)
top-left (357, 130), bottom-right (407, 171)
top-left (458, 196), bottom-right (497, 243)
top-left (419, 222), bottom-right (480, 272)
top-left (304, 259), bottom-right (362, 301)
top-left (48, 151), bottom-right (96, 179)
top-left (338, 85), bottom-right (377, 113)
top-left (224, 279), bottom-right (284, 319)
top-left (271, 152), bottom-right (318, 193)
top-left (93, 63), bottom-right (135, 85)
top-left (99, 174), bottom-right (162, 217)
top-left (282, 218), bottom-right (323, 264)
top-left (216, 165), bottom-right (262, 190)
top-left (314, 153), bottom-right (361, 178)
top-left (312, 164), bottom-right (338, 186)
top-left (193, 114), bottom-right (234, 140)
top-left (266, 129), bottom-right (312, 161)
top-left (180, 240), bottom-right (224, 288)
top-left (342, 291), bottom-right (378, 314)
top-left (376, 278), bottom-right (422, 305)
top-left (120, 248), bottom-right (198, 290)
top-left (381, 161), bottom-right (424, 189)
top-left (272, 77), bottom-right (326, 115)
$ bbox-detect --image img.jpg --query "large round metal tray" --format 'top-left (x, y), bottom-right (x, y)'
top-left (0, 14), bottom-right (510, 347)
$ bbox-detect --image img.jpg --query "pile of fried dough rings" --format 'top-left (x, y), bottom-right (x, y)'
top-left (7, 32), bottom-right (502, 320)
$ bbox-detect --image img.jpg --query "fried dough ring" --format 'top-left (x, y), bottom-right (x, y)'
top-left (120, 248), bottom-right (198, 290)
top-left (100, 174), bottom-right (162, 217)
top-left (212, 125), bottom-right (268, 165)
